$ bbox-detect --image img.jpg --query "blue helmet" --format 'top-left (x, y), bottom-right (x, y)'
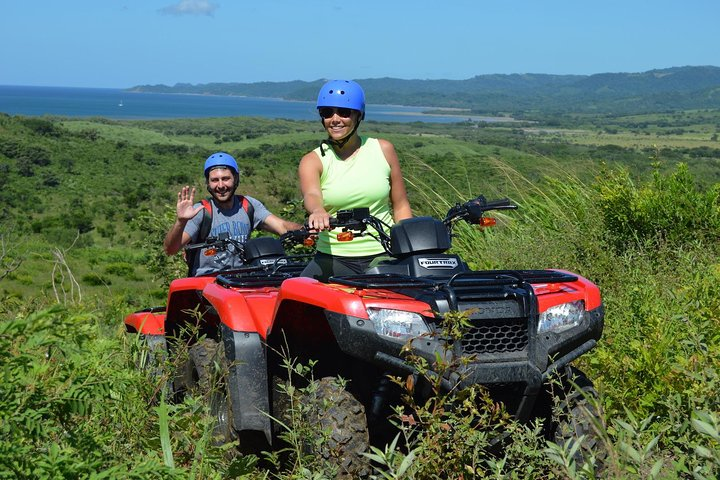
top-left (316, 80), bottom-right (365, 119)
top-left (204, 152), bottom-right (239, 177)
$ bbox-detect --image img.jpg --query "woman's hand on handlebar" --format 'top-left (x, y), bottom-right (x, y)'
top-left (307, 208), bottom-right (331, 231)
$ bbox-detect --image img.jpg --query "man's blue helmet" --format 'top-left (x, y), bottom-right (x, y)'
top-left (316, 80), bottom-right (365, 119)
top-left (204, 152), bottom-right (239, 177)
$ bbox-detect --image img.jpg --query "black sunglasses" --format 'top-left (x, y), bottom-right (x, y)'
top-left (319, 107), bottom-right (353, 119)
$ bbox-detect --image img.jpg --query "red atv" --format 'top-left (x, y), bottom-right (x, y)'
top-left (125, 196), bottom-right (604, 475)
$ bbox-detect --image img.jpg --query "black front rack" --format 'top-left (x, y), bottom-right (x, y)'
top-left (328, 273), bottom-right (437, 289)
top-left (330, 269), bottom-right (579, 311)
top-left (476, 270), bottom-right (578, 284)
top-left (330, 269), bottom-right (577, 291)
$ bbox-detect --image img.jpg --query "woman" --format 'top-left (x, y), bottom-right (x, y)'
top-left (298, 79), bottom-right (412, 281)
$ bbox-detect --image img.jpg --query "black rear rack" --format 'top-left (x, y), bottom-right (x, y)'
top-left (214, 255), bottom-right (310, 288)
top-left (216, 272), bottom-right (293, 288)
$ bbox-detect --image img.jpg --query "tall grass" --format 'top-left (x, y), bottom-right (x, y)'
top-left (430, 157), bottom-right (720, 478)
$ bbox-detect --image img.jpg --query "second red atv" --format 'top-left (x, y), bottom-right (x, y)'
top-left (125, 195), bottom-right (605, 476)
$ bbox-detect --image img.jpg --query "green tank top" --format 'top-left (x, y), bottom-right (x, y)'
top-left (315, 137), bottom-right (394, 256)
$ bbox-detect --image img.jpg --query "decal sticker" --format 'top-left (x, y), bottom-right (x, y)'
top-left (419, 257), bottom-right (459, 269)
top-left (260, 258), bottom-right (287, 266)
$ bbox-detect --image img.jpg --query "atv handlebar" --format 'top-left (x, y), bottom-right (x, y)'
top-left (279, 207), bottom-right (376, 247)
top-left (185, 231), bottom-right (245, 254)
top-left (281, 196), bottom-right (517, 253)
top-left (444, 195), bottom-right (518, 226)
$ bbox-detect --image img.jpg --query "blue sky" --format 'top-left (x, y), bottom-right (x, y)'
top-left (2, 0), bottom-right (718, 88)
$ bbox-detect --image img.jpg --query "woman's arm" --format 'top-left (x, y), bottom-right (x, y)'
top-left (298, 151), bottom-right (331, 230)
top-left (379, 139), bottom-right (412, 222)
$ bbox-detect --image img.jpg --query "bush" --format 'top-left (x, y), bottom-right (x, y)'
top-left (82, 272), bottom-right (110, 286)
top-left (104, 262), bottom-right (139, 280)
top-left (0, 306), bottom-right (176, 478)
top-left (20, 118), bottom-right (62, 137)
top-left (596, 162), bottom-right (720, 252)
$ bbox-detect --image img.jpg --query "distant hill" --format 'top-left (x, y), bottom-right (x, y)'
top-left (127, 66), bottom-right (720, 116)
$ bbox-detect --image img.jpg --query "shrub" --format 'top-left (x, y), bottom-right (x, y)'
top-left (596, 162), bottom-right (720, 252)
top-left (104, 262), bottom-right (139, 280)
top-left (82, 272), bottom-right (110, 286)
top-left (0, 306), bottom-right (176, 478)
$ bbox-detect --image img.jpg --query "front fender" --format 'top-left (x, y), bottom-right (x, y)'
top-left (124, 308), bottom-right (165, 335)
top-left (221, 324), bottom-right (271, 443)
top-left (202, 282), bottom-right (278, 337)
top-left (534, 270), bottom-right (602, 312)
top-left (275, 277), bottom-right (369, 318)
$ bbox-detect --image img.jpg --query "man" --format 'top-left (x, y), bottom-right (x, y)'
top-left (163, 152), bottom-right (302, 276)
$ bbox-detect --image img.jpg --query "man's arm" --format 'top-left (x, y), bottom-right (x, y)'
top-left (163, 186), bottom-right (203, 255)
top-left (260, 214), bottom-right (303, 235)
top-left (163, 220), bottom-right (192, 255)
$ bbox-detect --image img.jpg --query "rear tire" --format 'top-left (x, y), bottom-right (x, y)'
top-left (134, 334), bottom-right (169, 401)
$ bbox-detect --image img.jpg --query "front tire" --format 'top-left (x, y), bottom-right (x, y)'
top-left (303, 377), bottom-right (371, 479)
top-left (184, 338), bottom-right (235, 445)
top-left (547, 366), bottom-right (607, 469)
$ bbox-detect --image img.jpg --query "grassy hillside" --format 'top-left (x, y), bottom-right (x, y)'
top-left (1, 112), bottom-right (719, 478)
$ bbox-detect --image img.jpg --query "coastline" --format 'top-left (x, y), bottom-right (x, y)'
top-left (122, 87), bottom-right (516, 121)
top-left (1, 85), bottom-right (493, 123)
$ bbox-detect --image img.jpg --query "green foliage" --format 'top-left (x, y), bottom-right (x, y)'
top-left (597, 161), bottom-right (720, 252)
top-left (131, 208), bottom-right (186, 287)
top-left (383, 313), bottom-right (520, 478)
top-left (104, 262), bottom-right (139, 280)
top-left (0, 306), bottom-right (180, 479)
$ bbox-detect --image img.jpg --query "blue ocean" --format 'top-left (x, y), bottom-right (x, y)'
top-left (0, 85), bottom-right (487, 124)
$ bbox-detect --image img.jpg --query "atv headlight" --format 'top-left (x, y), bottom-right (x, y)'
top-left (538, 300), bottom-right (585, 334)
top-left (367, 308), bottom-right (430, 342)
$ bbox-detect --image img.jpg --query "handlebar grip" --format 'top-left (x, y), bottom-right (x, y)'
top-left (282, 229), bottom-right (309, 241)
top-left (304, 212), bottom-right (367, 230)
top-left (303, 218), bottom-right (340, 229)
top-left (484, 198), bottom-right (517, 209)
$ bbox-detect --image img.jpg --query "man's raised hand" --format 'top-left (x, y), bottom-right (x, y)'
top-left (177, 186), bottom-right (203, 221)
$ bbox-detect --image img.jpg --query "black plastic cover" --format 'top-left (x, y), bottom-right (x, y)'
top-left (390, 217), bottom-right (451, 256)
top-left (244, 237), bottom-right (285, 263)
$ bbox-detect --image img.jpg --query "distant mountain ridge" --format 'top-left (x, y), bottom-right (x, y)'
top-left (127, 66), bottom-right (720, 115)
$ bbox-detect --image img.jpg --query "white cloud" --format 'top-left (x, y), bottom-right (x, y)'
top-left (159, 0), bottom-right (219, 16)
